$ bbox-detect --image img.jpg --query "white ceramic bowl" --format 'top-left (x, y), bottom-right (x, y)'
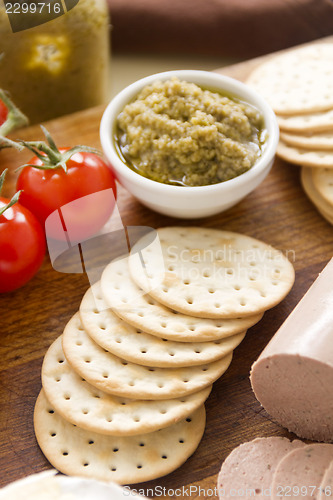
top-left (100, 70), bottom-right (279, 219)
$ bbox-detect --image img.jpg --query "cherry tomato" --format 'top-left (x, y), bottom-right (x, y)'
top-left (17, 149), bottom-right (117, 242)
top-left (0, 196), bottom-right (45, 293)
top-left (0, 99), bottom-right (8, 126)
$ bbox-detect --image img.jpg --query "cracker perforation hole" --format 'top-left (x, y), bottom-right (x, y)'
top-left (161, 455), bottom-right (168, 459)
top-left (137, 465), bottom-right (143, 469)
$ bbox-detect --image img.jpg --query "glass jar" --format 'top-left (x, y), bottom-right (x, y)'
top-left (0, 0), bottom-right (110, 124)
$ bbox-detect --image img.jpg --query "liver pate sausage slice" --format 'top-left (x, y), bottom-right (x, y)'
top-left (217, 437), bottom-right (304, 500)
top-left (250, 258), bottom-right (333, 442)
top-left (271, 444), bottom-right (333, 500)
top-left (319, 460), bottom-right (333, 498)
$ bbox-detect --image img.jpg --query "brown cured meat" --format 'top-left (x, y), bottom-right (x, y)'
top-left (217, 437), bottom-right (304, 500)
top-left (251, 258), bottom-right (333, 442)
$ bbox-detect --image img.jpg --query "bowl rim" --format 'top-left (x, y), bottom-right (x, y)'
top-left (100, 69), bottom-right (279, 195)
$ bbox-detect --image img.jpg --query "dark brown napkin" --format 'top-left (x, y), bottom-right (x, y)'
top-left (108, 0), bottom-right (333, 58)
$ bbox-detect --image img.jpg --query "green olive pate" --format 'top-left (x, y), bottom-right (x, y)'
top-left (115, 77), bottom-right (267, 187)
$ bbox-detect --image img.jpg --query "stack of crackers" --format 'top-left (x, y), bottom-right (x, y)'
top-left (34, 227), bottom-right (295, 485)
top-left (246, 42), bottom-right (333, 225)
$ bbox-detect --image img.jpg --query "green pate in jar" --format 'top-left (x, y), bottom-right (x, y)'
top-left (0, 0), bottom-right (110, 124)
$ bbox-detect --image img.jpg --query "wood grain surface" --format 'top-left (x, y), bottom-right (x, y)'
top-left (1, 37), bottom-right (333, 498)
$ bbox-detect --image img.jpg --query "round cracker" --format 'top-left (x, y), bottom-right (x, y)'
top-left (301, 167), bottom-right (333, 226)
top-left (128, 227), bottom-right (295, 319)
top-left (280, 131), bottom-right (333, 151)
top-left (42, 336), bottom-right (211, 436)
top-left (246, 44), bottom-right (333, 115)
top-left (277, 110), bottom-right (333, 134)
top-left (100, 257), bottom-right (262, 342)
top-left (277, 140), bottom-right (333, 168)
top-left (62, 313), bottom-right (233, 400)
top-left (311, 167), bottom-right (333, 205)
top-left (34, 389), bottom-right (206, 484)
top-left (80, 282), bottom-right (245, 368)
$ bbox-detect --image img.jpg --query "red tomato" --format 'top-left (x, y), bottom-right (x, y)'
top-left (0, 99), bottom-right (8, 126)
top-left (0, 197), bottom-right (45, 293)
top-left (17, 150), bottom-right (117, 242)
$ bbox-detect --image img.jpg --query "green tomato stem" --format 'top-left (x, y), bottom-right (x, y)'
top-left (0, 90), bottom-right (29, 146)
top-left (0, 169), bottom-right (22, 216)
top-left (19, 126), bottom-right (101, 172)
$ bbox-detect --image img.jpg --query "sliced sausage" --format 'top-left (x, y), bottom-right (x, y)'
top-left (271, 444), bottom-right (333, 500)
top-left (250, 258), bottom-right (333, 442)
top-left (319, 460), bottom-right (333, 498)
top-left (217, 437), bottom-right (304, 500)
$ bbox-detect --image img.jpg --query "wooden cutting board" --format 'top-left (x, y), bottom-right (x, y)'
top-left (1, 37), bottom-right (333, 498)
